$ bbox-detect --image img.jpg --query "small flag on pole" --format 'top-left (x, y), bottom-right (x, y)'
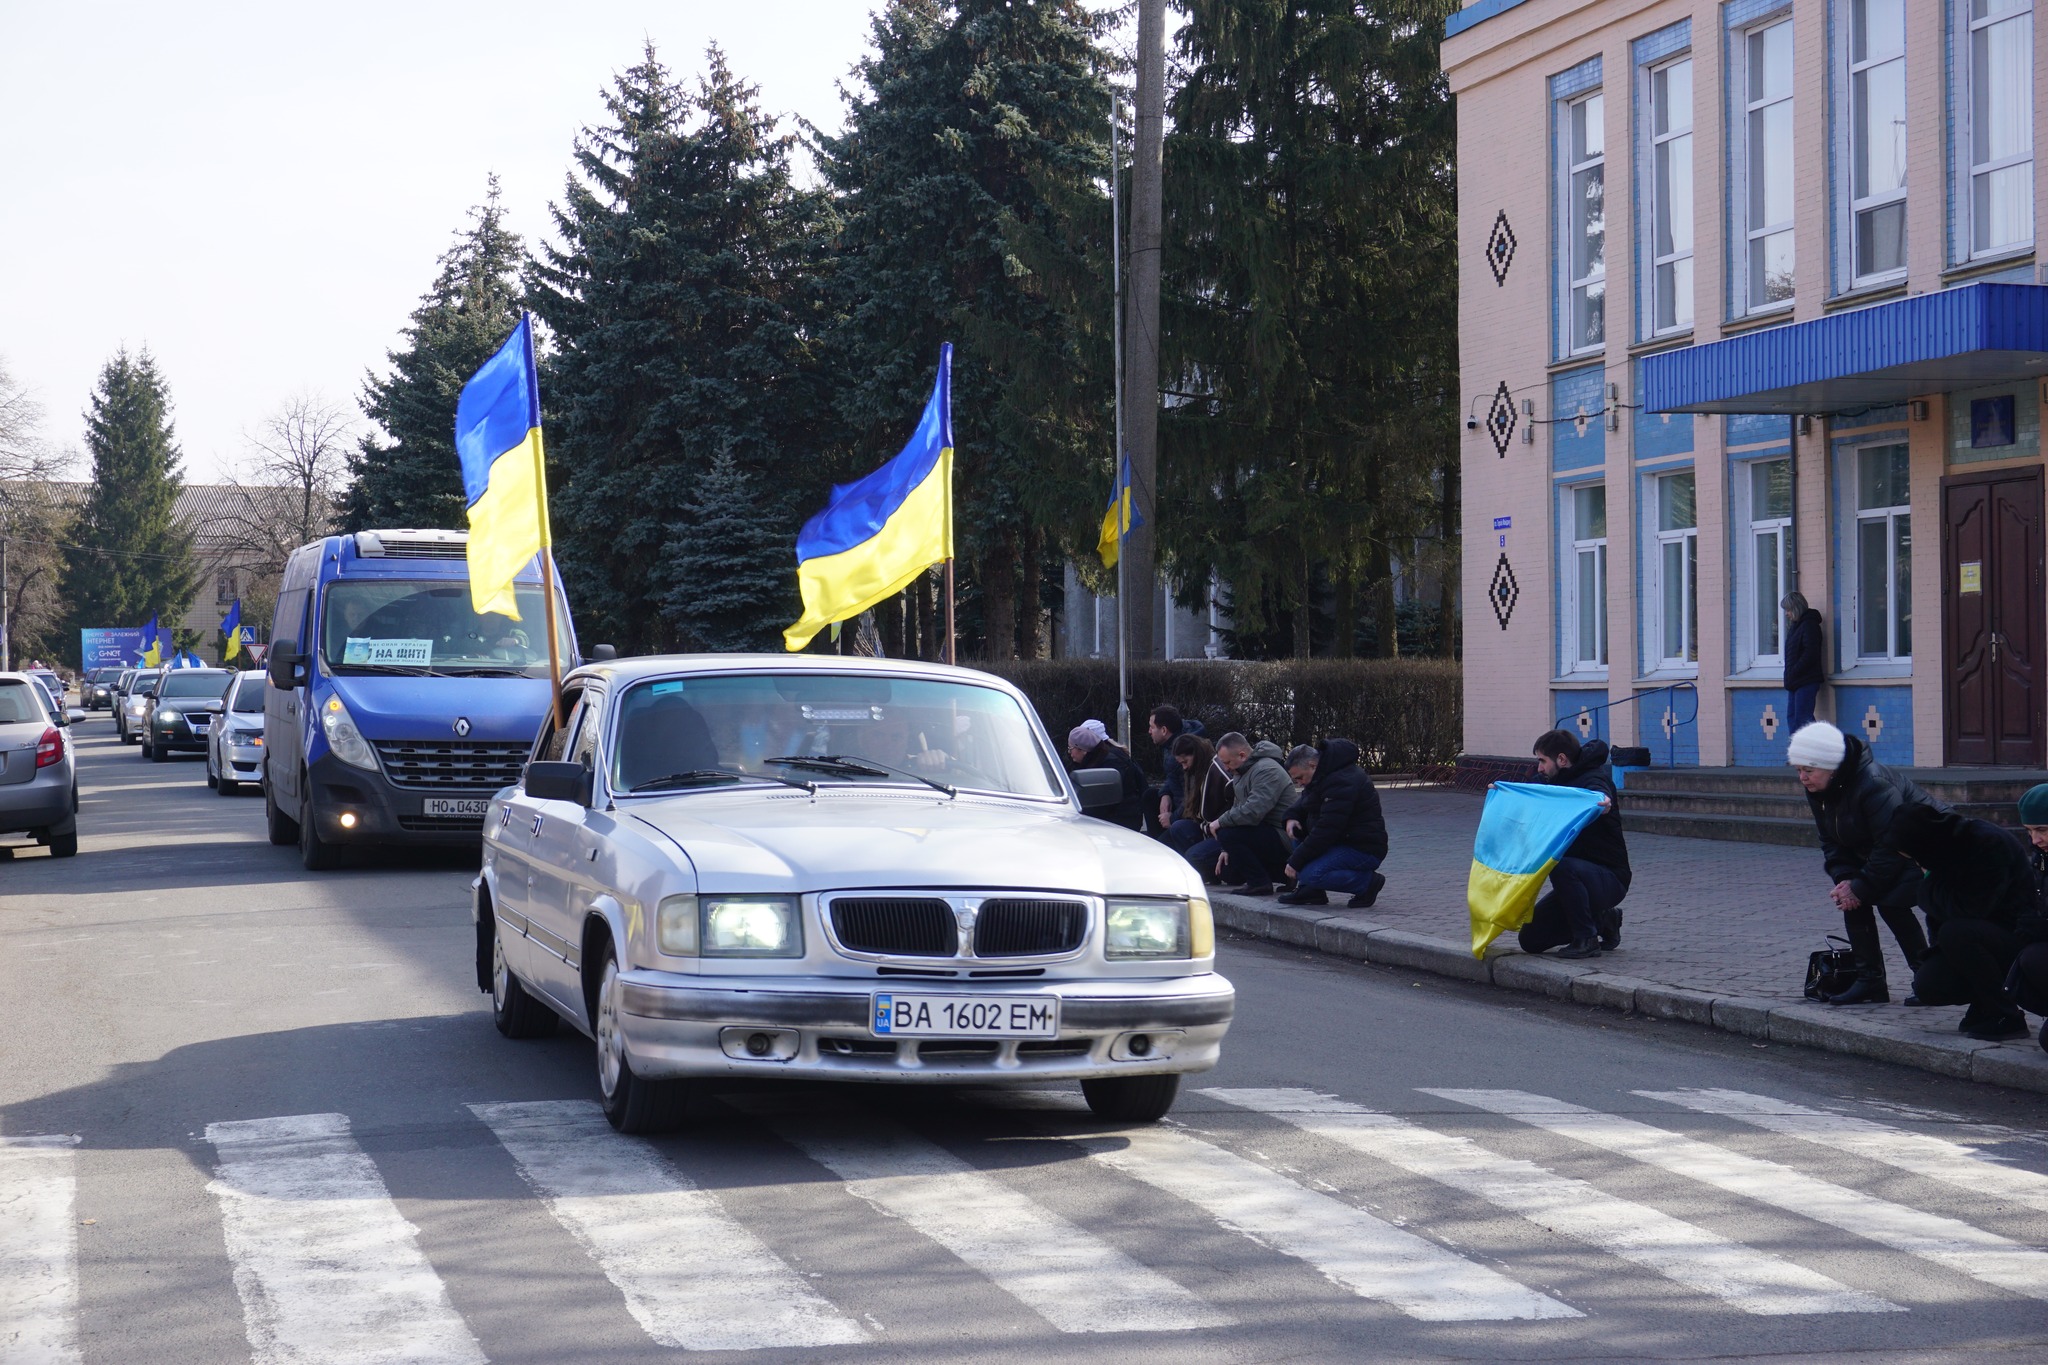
top-left (455, 313), bottom-right (551, 621)
top-left (1466, 782), bottom-right (1607, 959)
top-left (220, 600), bottom-right (243, 661)
top-left (140, 615), bottom-right (161, 667)
top-left (1096, 453), bottom-right (1142, 569)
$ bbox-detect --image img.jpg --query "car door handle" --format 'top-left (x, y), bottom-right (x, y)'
top-left (527, 874), bottom-right (536, 888)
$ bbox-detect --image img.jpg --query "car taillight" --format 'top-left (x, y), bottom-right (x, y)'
top-left (35, 726), bottom-right (62, 768)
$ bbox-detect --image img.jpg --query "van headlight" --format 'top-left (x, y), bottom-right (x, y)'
top-left (1104, 898), bottom-right (1197, 960)
top-left (319, 695), bottom-right (377, 770)
top-left (702, 896), bottom-right (802, 957)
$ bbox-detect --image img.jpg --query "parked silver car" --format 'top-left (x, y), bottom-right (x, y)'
top-left (476, 655), bottom-right (1234, 1134)
top-left (0, 672), bottom-right (79, 857)
top-left (117, 669), bottom-right (160, 743)
top-left (207, 670), bottom-right (267, 795)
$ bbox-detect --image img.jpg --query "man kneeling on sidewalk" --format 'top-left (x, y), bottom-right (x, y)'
top-left (1278, 738), bottom-right (1388, 908)
top-left (1518, 730), bottom-right (1631, 960)
top-left (1185, 733), bottom-right (1293, 896)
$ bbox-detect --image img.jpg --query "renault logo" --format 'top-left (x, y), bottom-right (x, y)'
top-left (453, 717), bottom-right (472, 737)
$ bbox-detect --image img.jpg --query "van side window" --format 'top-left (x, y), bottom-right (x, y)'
top-left (272, 590), bottom-right (307, 650)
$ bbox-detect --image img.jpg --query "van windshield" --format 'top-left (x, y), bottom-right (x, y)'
top-left (319, 580), bottom-right (570, 675)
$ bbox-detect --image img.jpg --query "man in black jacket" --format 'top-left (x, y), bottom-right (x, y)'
top-left (1518, 730), bottom-right (1631, 960)
top-left (1789, 720), bottom-right (1934, 1005)
top-left (1890, 805), bottom-right (2032, 1040)
top-left (2007, 784), bottom-right (2048, 1053)
top-left (1781, 592), bottom-right (1825, 734)
top-left (1276, 738), bottom-right (1388, 908)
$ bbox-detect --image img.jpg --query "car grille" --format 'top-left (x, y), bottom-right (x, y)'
top-left (974, 899), bottom-right (1088, 957)
top-left (831, 897), bottom-right (956, 957)
top-left (374, 740), bottom-right (528, 791)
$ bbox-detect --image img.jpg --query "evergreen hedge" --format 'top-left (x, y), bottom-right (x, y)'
top-left (982, 658), bottom-right (1462, 775)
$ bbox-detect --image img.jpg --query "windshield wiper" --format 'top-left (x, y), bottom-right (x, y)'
top-left (628, 767), bottom-right (816, 795)
top-left (766, 754), bottom-right (955, 798)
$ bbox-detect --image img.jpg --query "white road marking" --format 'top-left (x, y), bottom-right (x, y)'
top-left (1429, 1089), bottom-right (2048, 1303)
top-left (769, 1113), bottom-right (1228, 1333)
top-left (1085, 1123), bottom-right (1578, 1321)
top-left (0, 1135), bottom-right (83, 1365)
top-left (203, 1113), bottom-right (486, 1365)
top-left (1206, 1087), bottom-right (1894, 1316)
top-left (1640, 1088), bottom-right (2048, 1214)
top-left (470, 1101), bottom-right (866, 1350)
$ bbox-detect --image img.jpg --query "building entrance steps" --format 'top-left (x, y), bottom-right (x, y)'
top-left (1617, 766), bottom-right (2048, 847)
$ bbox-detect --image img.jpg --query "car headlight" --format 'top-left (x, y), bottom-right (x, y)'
top-left (702, 896), bottom-right (802, 957)
top-left (319, 695), bottom-right (377, 770)
top-left (1104, 897), bottom-right (1202, 960)
top-left (156, 709), bottom-right (181, 724)
top-left (656, 894), bottom-right (699, 955)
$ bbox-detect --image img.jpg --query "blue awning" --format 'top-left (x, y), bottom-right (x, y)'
top-left (1640, 282), bottom-right (2048, 415)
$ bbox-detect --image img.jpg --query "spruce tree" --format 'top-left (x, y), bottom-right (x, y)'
top-left (661, 452), bottom-right (797, 651)
top-left (345, 179), bottom-right (525, 532)
top-left (62, 349), bottom-right (198, 633)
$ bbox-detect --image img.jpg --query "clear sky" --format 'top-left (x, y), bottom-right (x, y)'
top-left (0, 2), bottom-right (892, 481)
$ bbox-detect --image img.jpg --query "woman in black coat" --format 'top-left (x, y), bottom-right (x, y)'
top-left (1782, 592), bottom-right (1824, 734)
top-left (1067, 719), bottom-right (1147, 830)
top-left (1892, 805), bottom-right (2033, 1040)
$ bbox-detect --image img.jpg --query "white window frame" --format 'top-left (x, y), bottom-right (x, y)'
top-left (1560, 481), bottom-right (1609, 676)
top-left (1645, 468), bottom-right (1700, 672)
top-left (1840, 0), bottom-right (1908, 287)
top-left (1955, 0), bottom-right (2035, 262)
top-left (1735, 458), bottom-right (1794, 671)
top-left (1734, 16), bottom-right (1797, 315)
top-left (1850, 442), bottom-right (1913, 662)
top-left (1642, 54), bottom-right (1695, 336)
top-left (1557, 90), bottom-right (1607, 357)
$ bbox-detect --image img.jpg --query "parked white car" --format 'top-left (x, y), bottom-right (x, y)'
top-left (207, 670), bottom-right (267, 794)
top-left (476, 655), bottom-right (1234, 1133)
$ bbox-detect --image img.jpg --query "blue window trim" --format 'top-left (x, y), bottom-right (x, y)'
top-left (1552, 60), bottom-right (1605, 361)
top-left (1445, 0), bottom-right (1533, 40)
top-left (1638, 458), bottom-right (1702, 678)
top-left (1634, 22), bottom-right (1694, 343)
top-left (1829, 427), bottom-right (1914, 676)
top-left (1551, 56), bottom-right (1603, 101)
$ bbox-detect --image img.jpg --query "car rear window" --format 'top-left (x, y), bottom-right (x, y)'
top-left (0, 681), bottom-right (45, 724)
top-left (160, 672), bottom-right (229, 699)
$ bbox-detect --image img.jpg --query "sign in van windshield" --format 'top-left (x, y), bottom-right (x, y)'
top-left (343, 637), bottom-right (434, 666)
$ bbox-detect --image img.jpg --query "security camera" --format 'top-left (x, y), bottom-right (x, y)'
top-left (1465, 416), bottom-right (1479, 431)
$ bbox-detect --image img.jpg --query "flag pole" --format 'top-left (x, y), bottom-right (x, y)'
top-left (1111, 92), bottom-right (1130, 749)
top-left (943, 349), bottom-right (958, 667)
top-left (526, 314), bottom-right (565, 731)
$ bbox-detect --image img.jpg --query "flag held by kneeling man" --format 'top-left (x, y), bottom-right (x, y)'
top-left (1467, 782), bottom-right (1608, 959)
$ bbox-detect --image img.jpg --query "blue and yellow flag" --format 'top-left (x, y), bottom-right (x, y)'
top-left (140, 614), bottom-right (161, 667)
top-left (785, 346), bottom-right (954, 651)
top-left (455, 313), bottom-right (550, 621)
top-left (1096, 453), bottom-right (1143, 569)
top-left (1467, 781), bottom-right (1607, 958)
top-left (220, 600), bottom-right (242, 661)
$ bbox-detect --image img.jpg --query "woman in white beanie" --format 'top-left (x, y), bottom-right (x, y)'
top-left (1790, 720), bottom-right (1935, 1005)
top-left (1067, 719), bottom-right (1147, 830)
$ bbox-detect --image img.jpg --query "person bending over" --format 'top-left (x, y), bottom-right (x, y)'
top-left (1184, 733), bottom-right (1293, 897)
top-left (1277, 738), bottom-right (1387, 908)
top-left (2005, 784), bottom-right (2048, 1053)
top-left (1517, 730), bottom-right (1630, 960)
top-left (1888, 804), bottom-right (2033, 1040)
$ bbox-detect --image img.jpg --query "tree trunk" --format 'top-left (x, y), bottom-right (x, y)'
top-left (1123, 0), bottom-right (1165, 662)
top-left (885, 594), bottom-right (906, 658)
top-left (1332, 568), bottom-right (1356, 658)
top-left (1019, 523), bottom-right (1044, 659)
top-left (1366, 535), bottom-right (1398, 658)
top-left (1291, 548), bottom-right (1313, 659)
top-left (917, 572), bottom-right (936, 661)
top-left (982, 532), bottom-right (1018, 661)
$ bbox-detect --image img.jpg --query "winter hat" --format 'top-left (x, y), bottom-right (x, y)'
top-left (1068, 719), bottom-right (1109, 751)
top-left (2019, 783), bottom-right (2048, 825)
top-left (1786, 721), bottom-right (1848, 771)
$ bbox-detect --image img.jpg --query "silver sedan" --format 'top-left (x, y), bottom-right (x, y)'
top-left (207, 670), bottom-right (268, 795)
top-left (0, 672), bottom-right (79, 857)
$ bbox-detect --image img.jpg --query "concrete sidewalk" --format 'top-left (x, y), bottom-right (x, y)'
top-left (1211, 785), bottom-right (2048, 1094)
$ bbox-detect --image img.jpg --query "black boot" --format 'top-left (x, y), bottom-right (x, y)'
top-left (1596, 905), bottom-right (1623, 952)
top-left (1879, 903), bottom-right (1930, 971)
top-left (1963, 1008), bottom-right (2029, 1042)
top-left (1348, 872), bottom-right (1387, 909)
top-left (1827, 913), bottom-right (1889, 1005)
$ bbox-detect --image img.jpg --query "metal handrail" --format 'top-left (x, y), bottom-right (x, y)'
top-left (1555, 680), bottom-right (1700, 769)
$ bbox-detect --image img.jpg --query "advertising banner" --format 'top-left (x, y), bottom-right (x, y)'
top-left (80, 628), bottom-right (149, 670)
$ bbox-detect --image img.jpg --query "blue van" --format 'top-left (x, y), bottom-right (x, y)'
top-left (262, 528), bottom-right (580, 869)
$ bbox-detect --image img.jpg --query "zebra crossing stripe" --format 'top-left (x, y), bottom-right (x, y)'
top-left (768, 1113), bottom-right (1229, 1333)
top-left (1205, 1088), bottom-right (1896, 1316)
top-left (1429, 1089), bottom-right (2048, 1303)
top-left (469, 1101), bottom-right (866, 1350)
top-left (0, 1135), bottom-right (82, 1365)
top-left (1085, 1124), bottom-right (1580, 1321)
top-left (203, 1114), bottom-right (486, 1365)
top-left (1640, 1088), bottom-right (2048, 1215)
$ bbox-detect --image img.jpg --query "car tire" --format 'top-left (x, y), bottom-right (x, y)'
top-left (265, 774), bottom-right (300, 846)
top-left (217, 772), bottom-right (237, 796)
top-left (595, 947), bottom-right (687, 1134)
top-left (205, 757), bottom-right (218, 790)
top-left (1080, 1074), bottom-right (1181, 1123)
top-left (299, 794), bottom-right (345, 871)
top-left (490, 918), bottom-right (558, 1039)
top-left (45, 830), bottom-right (78, 859)
top-left (148, 736), bottom-right (165, 762)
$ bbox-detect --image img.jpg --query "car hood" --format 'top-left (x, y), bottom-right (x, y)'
top-left (328, 674), bottom-right (553, 744)
top-left (624, 790), bottom-right (1204, 897)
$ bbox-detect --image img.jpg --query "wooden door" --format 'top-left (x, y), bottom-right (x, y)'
top-left (1943, 468), bottom-right (2045, 765)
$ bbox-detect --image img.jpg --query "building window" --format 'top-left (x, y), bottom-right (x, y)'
top-left (1652, 470), bottom-right (1698, 667)
top-left (1562, 483), bottom-right (1608, 672)
top-left (1961, 0), bottom-right (2034, 259)
top-left (216, 571), bottom-right (237, 605)
top-left (1738, 459), bottom-right (1793, 668)
top-left (1646, 57), bottom-right (1694, 334)
top-left (1847, 0), bottom-right (1907, 282)
top-left (1851, 443), bottom-right (1912, 660)
top-left (1558, 91), bottom-right (1606, 355)
top-left (1738, 17), bottom-right (1796, 312)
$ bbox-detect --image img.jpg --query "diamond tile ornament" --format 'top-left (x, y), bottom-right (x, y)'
top-left (1573, 406), bottom-right (1590, 437)
top-left (1488, 553), bottom-right (1520, 630)
top-left (1573, 708), bottom-right (1593, 739)
top-left (1485, 210), bottom-right (1517, 286)
top-left (1760, 703), bottom-right (1779, 742)
top-left (1486, 381), bottom-right (1517, 457)
top-left (1662, 707), bottom-right (1679, 739)
top-left (1863, 704), bottom-right (1884, 745)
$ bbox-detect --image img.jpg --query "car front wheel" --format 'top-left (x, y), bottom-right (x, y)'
top-left (1081, 1073), bottom-right (1181, 1123)
top-left (299, 794), bottom-right (345, 871)
top-left (595, 948), bottom-right (687, 1134)
top-left (491, 917), bottom-right (557, 1039)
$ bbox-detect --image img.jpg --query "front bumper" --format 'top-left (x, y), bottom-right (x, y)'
top-left (305, 751), bottom-right (496, 846)
top-left (150, 719), bottom-right (216, 753)
top-left (220, 739), bottom-right (264, 781)
top-left (611, 970), bottom-right (1235, 1083)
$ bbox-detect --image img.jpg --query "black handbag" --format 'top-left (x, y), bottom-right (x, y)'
top-left (1805, 935), bottom-right (1857, 1001)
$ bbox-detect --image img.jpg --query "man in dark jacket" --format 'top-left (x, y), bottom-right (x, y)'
top-left (1789, 720), bottom-right (1934, 1005)
top-left (1067, 719), bottom-right (1147, 830)
top-left (2007, 784), bottom-right (2048, 1053)
top-left (1889, 805), bottom-right (2033, 1039)
top-left (1276, 738), bottom-right (1388, 908)
top-left (1144, 705), bottom-right (1205, 838)
top-left (1782, 593), bottom-right (1824, 734)
top-left (1518, 730), bottom-right (1631, 959)
top-left (1184, 734), bottom-right (1293, 896)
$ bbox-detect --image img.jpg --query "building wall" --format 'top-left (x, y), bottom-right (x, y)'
top-left (1448, 0), bottom-right (2048, 765)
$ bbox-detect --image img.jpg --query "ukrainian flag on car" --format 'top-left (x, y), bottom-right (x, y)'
top-left (140, 614), bottom-right (160, 666)
top-left (455, 313), bottom-right (551, 621)
top-left (1466, 781), bottom-right (1607, 959)
top-left (784, 345), bottom-right (954, 651)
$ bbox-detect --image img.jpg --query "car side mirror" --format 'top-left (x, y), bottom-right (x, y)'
top-left (64, 708), bottom-right (84, 726)
top-left (267, 641), bottom-right (305, 690)
top-left (526, 760), bottom-right (593, 807)
top-left (1073, 767), bottom-right (1126, 812)
top-left (590, 643), bottom-right (618, 662)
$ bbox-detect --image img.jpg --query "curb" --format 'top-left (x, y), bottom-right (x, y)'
top-left (1210, 894), bottom-right (2048, 1096)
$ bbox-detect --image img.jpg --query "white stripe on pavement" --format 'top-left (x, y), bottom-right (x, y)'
top-left (1084, 1123), bottom-right (1579, 1321)
top-left (1428, 1089), bottom-right (2048, 1304)
top-left (204, 1113), bottom-right (486, 1365)
top-left (0, 1135), bottom-right (83, 1365)
top-left (1206, 1088), bottom-right (1895, 1316)
top-left (1640, 1088), bottom-right (2048, 1215)
top-left (769, 1114), bottom-right (1229, 1333)
top-left (470, 1101), bottom-right (866, 1350)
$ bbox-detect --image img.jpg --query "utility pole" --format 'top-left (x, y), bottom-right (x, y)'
top-left (1111, 95), bottom-right (1129, 748)
top-left (0, 530), bottom-right (9, 673)
top-left (1124, 0), bottom-right (1165, 667)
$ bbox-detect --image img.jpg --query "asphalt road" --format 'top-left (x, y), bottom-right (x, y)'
top-left (7, 717), bottom-right (2048, 1364)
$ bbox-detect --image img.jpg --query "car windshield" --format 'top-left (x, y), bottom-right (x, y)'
top-left (0, 680), bottom-right (45, 725)
top-left (230, 677), bottom-right (266, 712)
top-left (134, 675), bottom-right (160, 697)
top-left (609, 673), bottom-right (1064, 799)
top-left (160, 671), bottom-right (229, 699)
top-left (319, 579), bottom-right (571, 675)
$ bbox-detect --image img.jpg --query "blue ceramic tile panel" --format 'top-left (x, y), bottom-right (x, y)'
top-left (1553, 691), bottom-right (1611, 745)
top-left (1549, 55), bottom-right (1603, 100)
top-left (1635, 687), bottom-right (1701, 766)
top-left (1631, 19), bottom-right (1691, 65)
top-left (1832, 685), bottom-right (1914, 767)
top-left (1552, 365), bottom-right (1607, 471)
top-left (1727, 411), bottom-right (1793, 449)
top-left (1730, 688), bottom-right (1795, 766)
top-left (1633, 361), bottom-right (1696, 459)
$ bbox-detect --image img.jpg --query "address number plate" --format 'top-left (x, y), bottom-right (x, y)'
top-left (872, 992), bottom-right (1058, 1038)
top-left (423, 798), bottom-right (491, 818)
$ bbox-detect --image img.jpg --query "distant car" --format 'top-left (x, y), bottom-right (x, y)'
top-left (142, 668), bottom-right (232, 762)
top-left (207, 671), bottom-right (267, 795)
top-left (27, 670), bottom-right (64, 710)
top-left (117, 669), bottom-right (161, 743)
top-left (83, 667), bottom-right (122, 711)
top-left (0, 671), bottom-right (79, 857)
